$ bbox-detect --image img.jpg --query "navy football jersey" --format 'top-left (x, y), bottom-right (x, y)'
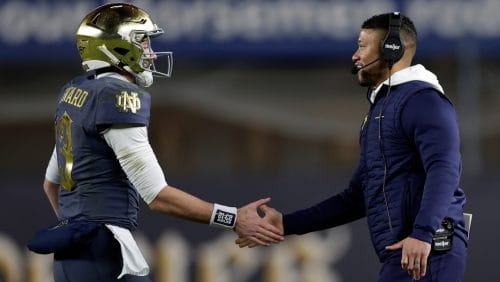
top-left (54, 72), bottom-right (151, 230)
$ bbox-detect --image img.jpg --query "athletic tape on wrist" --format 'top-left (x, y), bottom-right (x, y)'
top-left (210, 204), bottom-right (237, 229)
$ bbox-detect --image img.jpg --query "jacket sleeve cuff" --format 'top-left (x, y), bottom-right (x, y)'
top-left (410, 228), bottom-right (434, 244)
top-left (283, 213), bottom-right (302, 236)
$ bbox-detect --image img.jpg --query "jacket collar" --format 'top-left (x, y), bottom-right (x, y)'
top-left (368, 64), bottom-right (444, 104)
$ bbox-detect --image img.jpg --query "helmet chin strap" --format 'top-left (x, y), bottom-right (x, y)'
top-left (126, 66), bottom-right (153, 87)
top-left (97, 45), bottom-right (154, 87)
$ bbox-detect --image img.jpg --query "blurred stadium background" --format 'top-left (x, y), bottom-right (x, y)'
top-left (0, 0), bottom-right (498, 281)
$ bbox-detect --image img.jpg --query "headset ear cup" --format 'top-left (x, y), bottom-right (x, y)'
top-left (380, 36), bottom-right (404, 64)
top-left (380, 12), bottom-right (405, 67)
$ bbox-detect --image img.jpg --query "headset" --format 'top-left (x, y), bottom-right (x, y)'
top-left (351, 12), bottom-right (404, 74)
top-left (380, 12), bottom-right (404, 69)
top-left (379, 12), bottom-right (404, 234)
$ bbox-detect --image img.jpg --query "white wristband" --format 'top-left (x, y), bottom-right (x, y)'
top-left (210, 204), bottom-right (238, 229)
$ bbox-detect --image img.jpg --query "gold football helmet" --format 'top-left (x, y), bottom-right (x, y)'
top-left (76, 3), bottom-right (172, 87)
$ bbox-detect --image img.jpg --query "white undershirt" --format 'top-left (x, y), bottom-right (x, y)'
top-left (102, 126), bottom-right (167, 204)
top-left (45, 147), bottom-right (60, 184)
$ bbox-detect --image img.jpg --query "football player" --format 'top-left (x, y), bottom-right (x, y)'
top-left (32, 3), bottom-right (283, 281)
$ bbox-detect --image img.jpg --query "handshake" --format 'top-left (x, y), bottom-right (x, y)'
top-left (233, 198), bottom-right (285, 248)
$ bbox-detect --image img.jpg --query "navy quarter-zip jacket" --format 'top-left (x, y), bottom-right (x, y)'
top-left (283, 65), bottom-right (468, 263)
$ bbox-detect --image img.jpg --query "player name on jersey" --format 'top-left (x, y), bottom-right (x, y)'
top-left (60, 86), bottom-right (89, 108)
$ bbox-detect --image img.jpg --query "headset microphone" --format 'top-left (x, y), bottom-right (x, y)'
top-left (350, 58), bottom-right (380, 75)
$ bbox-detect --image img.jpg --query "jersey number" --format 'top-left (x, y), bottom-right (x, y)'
top-left (56, 112), bottom-right (75, 191)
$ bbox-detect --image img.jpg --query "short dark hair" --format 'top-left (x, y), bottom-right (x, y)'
top-left (362, 13), bottom-right (417, 47)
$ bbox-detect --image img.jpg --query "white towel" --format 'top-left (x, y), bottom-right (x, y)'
top-left (105, 224), bottom-right (149, 279)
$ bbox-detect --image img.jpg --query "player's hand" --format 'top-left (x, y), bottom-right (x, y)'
top-left (234, 198), bottom-right (284, 247)
top-left (235, 203), bottom-right (284, 248)
top-left (385, 237), bottom-right (431, 280)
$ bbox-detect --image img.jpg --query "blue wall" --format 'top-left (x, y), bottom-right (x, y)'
top-left (1, 0), bottom-right (500, 62)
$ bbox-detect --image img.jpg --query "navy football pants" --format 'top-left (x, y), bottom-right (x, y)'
top-left (378, 236), bottom-right (467, 282)
top-left (53, 226), bottom-right (151, 281)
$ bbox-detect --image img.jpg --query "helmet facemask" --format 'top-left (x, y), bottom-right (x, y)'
top-left (128, 29), bottom-right (173, 87)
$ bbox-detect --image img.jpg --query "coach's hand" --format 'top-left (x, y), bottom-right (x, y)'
top-left (235, 204), bottom-right (284, 248)
top-left (234, 198), bottom-right (284, 247)
top-left (386, 237), bottom-right (431, 280)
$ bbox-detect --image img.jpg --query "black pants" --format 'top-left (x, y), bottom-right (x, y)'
top-left (53, 226), bottom-right (150, 281)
